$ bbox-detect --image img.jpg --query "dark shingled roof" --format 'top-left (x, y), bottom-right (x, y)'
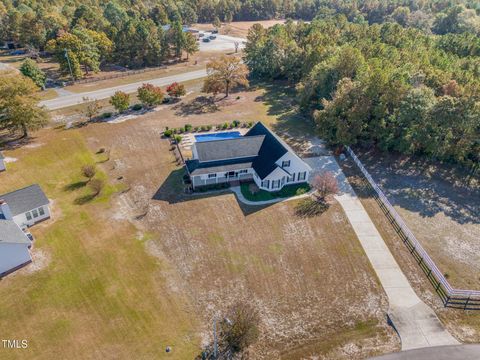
top-left (195, 136), bottom-right (265, 162)
top-left (0, 184), bottom-right (49, 217)
top-left (0, 220), bottom-right (30, 244)
top-left (188, 122), bottom-right (303, 180)
top-left (244, 122), bottom-right (289, 179)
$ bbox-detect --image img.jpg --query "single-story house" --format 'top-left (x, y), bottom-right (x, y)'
top-left (0, 184), bottom-right (50, 228)
top-left (0, 215), bottom-right (32, 277)
top-left (185, 122), bottom-right (311, 191)
top-left (0, 151), bottom-right (5, 172)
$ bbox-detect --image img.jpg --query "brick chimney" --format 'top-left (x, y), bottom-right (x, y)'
top-left (0, 199), bottom-right (13, 220)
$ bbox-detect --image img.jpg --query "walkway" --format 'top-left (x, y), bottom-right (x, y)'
top-left (303, 156), bottom-right (459, 351)
top-left (370, 344), bottom-right (480, 360)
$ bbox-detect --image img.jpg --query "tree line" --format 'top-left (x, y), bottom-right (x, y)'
top-left (244, 18), bottom-right (480, 170)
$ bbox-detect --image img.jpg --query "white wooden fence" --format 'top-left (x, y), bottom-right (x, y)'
top-left (346, 146), bottom-right (480, 309)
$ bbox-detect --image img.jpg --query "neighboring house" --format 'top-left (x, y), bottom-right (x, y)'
top-left (185, 122), bottom-right (311, 191)
top-left (0, 184), bottom-right (50, 228)
top-left (0, 151), bottom-right (5, 172)
top-left (0, 201), bottom-right (32, 277)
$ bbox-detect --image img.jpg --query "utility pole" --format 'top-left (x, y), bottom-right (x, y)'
top-left (64, 48), bottom-right (74, 81)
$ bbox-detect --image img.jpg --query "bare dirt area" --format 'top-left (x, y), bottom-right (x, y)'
top-left (339, 156), bottom-right (480, 344)
top-left (351, 149), bottom-right (480, 290)
top-left (79, 102), bottom-right (400, 358)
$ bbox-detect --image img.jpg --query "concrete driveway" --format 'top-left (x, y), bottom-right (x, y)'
top-left (370, 344), bottom-right (480, 359)
top-left (39, 69), bottom-right (207, 110)
top-left (304, 156), bottom-right (459, 351)
top-left (198, 32), bottom-right (246, 52)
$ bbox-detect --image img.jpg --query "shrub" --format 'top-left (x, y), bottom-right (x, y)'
top-left (166, 82), bottom-right (186, 98)
top-left (247, 121), bottom-right (254, 127)
top-left (102, 112), bottom-right (113, 119)
top-left (206, 125), bottom-right (213, 130)
top-left (232, 120), bottom-right (240, 127)
top-left (109, 91), bottom-right (130, 113)
top-left (81, 165), bottom-right (96, 182)
top-left (132, 103), bottom-right (142, 111)
top-left (177, 127), bottom-right (184, 134)
top-left (194, 126), bottom-right (200, 132)
top-left (200, 125), bottom-right (208, 131)
top-left (174, 135), bottom-right (182, 144)
top-left (222, 122), bottom-right (229, 129)
top-left (137, 83), bottom-right (164, 107)
top-left (220, 302), bottom-right (260, 354)
top-left (296, 187), bottom-right (308, 195)
top-left (164, 129), bottom-right (173, 137)
top-left (89, 178), bottom-right (104, 196)
top-left (184, 123), bottom-right (193, 132)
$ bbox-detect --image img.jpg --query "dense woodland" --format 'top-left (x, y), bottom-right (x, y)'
top-left (1, 0), bottom-right (479, 169)
top-left (244, 18), bottom-right (479, 170)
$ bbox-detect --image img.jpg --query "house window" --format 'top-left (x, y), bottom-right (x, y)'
top-left (26, 212), bottom-right (32, 221)
top-left (39, 207), bottom-right (45, 216)
top-left (208, 173), bottom-right (217, 178)
top-left (261, 180), bottom-right (269, 188)
top-left (272, 180), bottom-right (281, 189)
top-left (298, 172), bottom-right (307, 181)
top-left (239, 169), bottom-right (248, 174)
top-left (287, 173), bottom-right (296, 183)
top-left (32, 209), bottom-right (39, 218)
top-left (281, 160), bottom-right (291, 167)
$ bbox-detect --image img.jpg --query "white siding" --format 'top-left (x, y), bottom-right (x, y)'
top-left (13, 205), bottom-right (51, 228)
top-left (0, 243), bottom-right (31, 276)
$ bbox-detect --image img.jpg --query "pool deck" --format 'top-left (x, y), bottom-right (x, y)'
top-left (180, 128), bottom-right (249, 153)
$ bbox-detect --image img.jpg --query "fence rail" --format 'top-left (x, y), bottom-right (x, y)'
top-left (346, 146), bottom-right (480, 309)
top-left (66, 66), bottom-right (168, 85)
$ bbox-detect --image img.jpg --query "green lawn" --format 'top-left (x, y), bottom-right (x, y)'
top-left (240, 182), bottom-right (310, 201)
top-left (0, 129), bottom-right (198, 359)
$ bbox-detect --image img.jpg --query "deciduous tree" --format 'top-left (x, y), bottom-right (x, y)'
top-left (109, 91), bottom-right (130, 113)
top-left (20, 59), bottom-right (46, 88)
top-left (137, 83), bottom-right (164, 107)
top-left (203, 56), bottom-right (249, 98)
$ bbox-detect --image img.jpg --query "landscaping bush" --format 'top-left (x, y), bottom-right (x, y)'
top-left (174, 135), bottom-right (182, 144)
top-left (132, 103), bottom-right (142, 111)
top-left (240, 183), bottom-right (310, 202)
top-left (193, 126), bottom-right (200, 132)
top-left (164, 129), bottom-right (173, 137)
top-left (177, 127), bottom-right (184, 133)
top-left (296, 187), bottom-right (308, 195)
top-left (102, 112), bottom-right (113, 119)
top-left (206, 125), bottom-right (212, 130)
top-left (222, 122), bottom-right (229, 129)
top-left (184, 123), bottom-right (193, 132)
top-left (232, 120), bottom-right (240, 127)
top-left (81, 165), bottom-right (96, 182)
top-left (200, 125), bottom-right (208, 131)
top-left (166, 82), bottom-right (186, 98)
top-left (137, 83), bottom-right (164, 107)
top-left (247, 121), bottom-right (254, 127)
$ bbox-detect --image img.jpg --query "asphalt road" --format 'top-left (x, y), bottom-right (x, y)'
top-left (370, 345), bottom-right (480, 360)
top-left (39, 68), bottom-right (208, 110)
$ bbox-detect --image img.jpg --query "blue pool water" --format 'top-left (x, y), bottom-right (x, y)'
top-left (195, 131), bottom-right (242, 142)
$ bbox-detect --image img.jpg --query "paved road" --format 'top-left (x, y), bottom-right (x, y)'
top-left (304, 156), bottom-right (459, 351)
top-left (370, 344), bottom-right (480, 359)
top-left (39, 69), bottom-right (208, 110)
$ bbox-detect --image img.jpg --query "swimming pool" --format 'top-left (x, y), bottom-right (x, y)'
top-left (194, 131), bottom-right (242, 142)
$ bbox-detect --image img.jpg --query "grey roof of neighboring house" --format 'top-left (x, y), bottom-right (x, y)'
top-left (195, 136), bottom-right (265, 162)
top-left (186, 158), bottom-right (254, 176)
top-left (0, 220), bottom-right (30, 244)
top-left (0, 184), bottom-right (49, 216)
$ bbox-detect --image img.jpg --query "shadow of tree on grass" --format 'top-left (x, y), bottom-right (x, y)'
top-left (64, 181), bottom-right (87, 192)
top-left (173, 96), bottom-right (219, 117)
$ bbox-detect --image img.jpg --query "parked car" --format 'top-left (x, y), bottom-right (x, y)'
top-left (199, 33), bottom-right (205, 37)
top-left (202, 38), bottom-right (211, 43)
top-left (212, 29), bottom-right (218, 34)
top-left (209, 35), bottom-right (217, 40)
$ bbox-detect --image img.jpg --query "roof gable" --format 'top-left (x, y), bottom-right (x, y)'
top-left (0, 220), bottom-right (30, 244)
top-left (0, 184), bottom-right (49, 216)
top-left (244, 122), bottom-right (289, 179)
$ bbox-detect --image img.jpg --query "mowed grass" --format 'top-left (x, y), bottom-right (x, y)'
top-left (0, 129), bottom-right (198, 359)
